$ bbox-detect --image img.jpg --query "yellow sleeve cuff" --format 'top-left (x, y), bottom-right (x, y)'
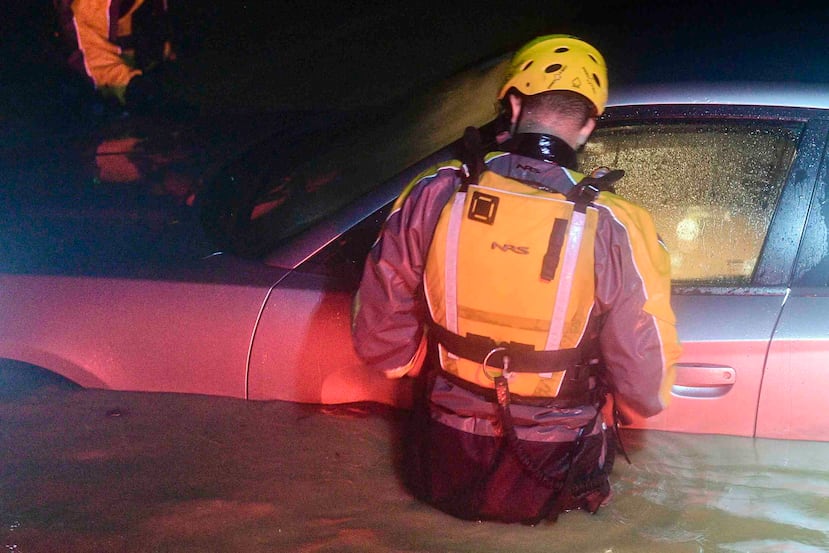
top-left (382, 335), bottom-right (428, 379)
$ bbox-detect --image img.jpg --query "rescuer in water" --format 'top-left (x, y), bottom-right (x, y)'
top-left (54, 0), bottom-right (176, 112)
top-left (351, 34), bottom-right (681, 523)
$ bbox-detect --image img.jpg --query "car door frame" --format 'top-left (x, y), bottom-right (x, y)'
top-left (759, 116), bottom-right (829, 441)
top-left (595, 105), bottom-right (828, 437)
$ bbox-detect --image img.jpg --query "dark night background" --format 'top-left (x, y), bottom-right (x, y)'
top-left (1, 0), bottom-right (828, 263)
top-left (2, 2), bottom-right (829, 259)
top-left (3, 1), bottom-right (828, 266)
top-left (4, 1), bottom-right (829, 128)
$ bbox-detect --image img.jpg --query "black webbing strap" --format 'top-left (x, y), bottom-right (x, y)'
top-left (460, 126), bottom-right (485, 192)
top-left (541, 169), bottom-right (624, 280)
top-left (566, 169), bottom-right (625, 207)
top-left (428, 322), bottom-right (582, 373)
top-left (540, 217), bottom-right (569, 281)
top-left (611, 400), bottom-right (632, 464)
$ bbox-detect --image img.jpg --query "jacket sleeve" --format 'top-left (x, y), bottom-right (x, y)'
top-left (351, 165), bottom-right (459, 376)
top-left (70, 0), bottom-right (142, 92)
top-left (594, 194), bottom-right (681, 417)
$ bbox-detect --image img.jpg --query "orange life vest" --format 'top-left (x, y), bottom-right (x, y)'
top-left (424, 163), bottom-right (604, 397)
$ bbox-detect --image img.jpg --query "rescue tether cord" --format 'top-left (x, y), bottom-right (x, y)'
top-left (494, 374), bottom-right (603, 523)
top-left (493, 375), bottom-right (583, 488)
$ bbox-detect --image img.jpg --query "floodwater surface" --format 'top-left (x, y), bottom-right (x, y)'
top-left (2, 387), bottom-right (828, 553)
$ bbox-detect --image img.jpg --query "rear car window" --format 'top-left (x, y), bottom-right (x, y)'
top-left (579, 123), bottom-right (798, 285)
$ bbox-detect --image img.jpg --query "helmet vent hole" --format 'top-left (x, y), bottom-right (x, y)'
top-left (521, 61), bottom-right (534, 71)
top-left (555, 47), bottom-right (569, 53)
top-left (588, 54), bottom-right (598, 63)
top-left (544, 63), bottom-right (563, 74)
top-left (593, 73), bottom-right (601, 87)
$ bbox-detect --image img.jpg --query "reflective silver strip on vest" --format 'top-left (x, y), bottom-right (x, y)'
top-left (444, 192), bottom-right (467, 336)
top-left (546, 209), bottom-right (586, 351)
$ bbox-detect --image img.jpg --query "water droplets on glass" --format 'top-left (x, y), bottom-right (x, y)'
top-left (579, 123), bottom-right (798, 285)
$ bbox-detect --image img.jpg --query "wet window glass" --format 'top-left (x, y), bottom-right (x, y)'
top-left (793, 178), bottom-right (829, 286)
top-left (579, 123), bottom-right (798, 285)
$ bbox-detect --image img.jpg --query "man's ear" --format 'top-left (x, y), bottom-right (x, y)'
top-left (508, 93), bottom-right (523, 127)
top-left (577, 118), bottom-right (596, 148)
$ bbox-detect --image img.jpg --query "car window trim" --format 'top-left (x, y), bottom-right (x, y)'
top-left (672, 285), bottom-right (788, 297)
top-left (754, 116), bottom-right (829, 287)
top-left (790, 117), bottom-right (829, 288)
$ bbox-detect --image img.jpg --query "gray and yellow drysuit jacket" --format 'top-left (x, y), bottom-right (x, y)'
top-left (56, 0), bottom-right (172, 103)
top-left (352, 145), bottom-right (681, 426)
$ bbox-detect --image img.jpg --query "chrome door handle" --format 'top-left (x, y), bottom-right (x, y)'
top-left (672, 363), bottom-right (736, 398)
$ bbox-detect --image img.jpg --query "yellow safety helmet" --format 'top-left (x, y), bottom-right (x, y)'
top-left (498, 35), bottom-right (608, 115)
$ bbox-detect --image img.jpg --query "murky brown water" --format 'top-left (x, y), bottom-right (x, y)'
top-left (2, 387), bottom-right (828, 553)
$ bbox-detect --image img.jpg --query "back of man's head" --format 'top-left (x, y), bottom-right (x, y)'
top-left (514, 90), bottom-right (594, 135)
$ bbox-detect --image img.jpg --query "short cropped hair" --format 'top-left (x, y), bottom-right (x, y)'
top-left (519, 90), bottom-right (595, 129)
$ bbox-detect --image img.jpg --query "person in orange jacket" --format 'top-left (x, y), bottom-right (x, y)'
top-left (55, 0), bottom-right (175, 110)
top-left (352, 35), bottom-right (681, 523)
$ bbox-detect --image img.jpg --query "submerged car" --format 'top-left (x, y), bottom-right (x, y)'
top-left (3, 81), bottom-right (829, 442)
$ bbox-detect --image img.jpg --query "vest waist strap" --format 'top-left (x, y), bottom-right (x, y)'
top-left (429, 322), bottom-right (583, 373)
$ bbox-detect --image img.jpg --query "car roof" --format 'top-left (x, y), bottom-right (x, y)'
top-left (607, 82), bottom-right (829, 111)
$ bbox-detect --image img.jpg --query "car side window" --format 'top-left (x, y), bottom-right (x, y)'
top-left (579, 122), bottom-right (798, 285)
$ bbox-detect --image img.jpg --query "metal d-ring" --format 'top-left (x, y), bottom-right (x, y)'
top-left (482, 346), bottom-right (510, 381)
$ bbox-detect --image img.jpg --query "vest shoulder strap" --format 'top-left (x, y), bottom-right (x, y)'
top-left (459, 125), bottom-right (486, 192)
top-left (567, 168), bottom-right (625, 207)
